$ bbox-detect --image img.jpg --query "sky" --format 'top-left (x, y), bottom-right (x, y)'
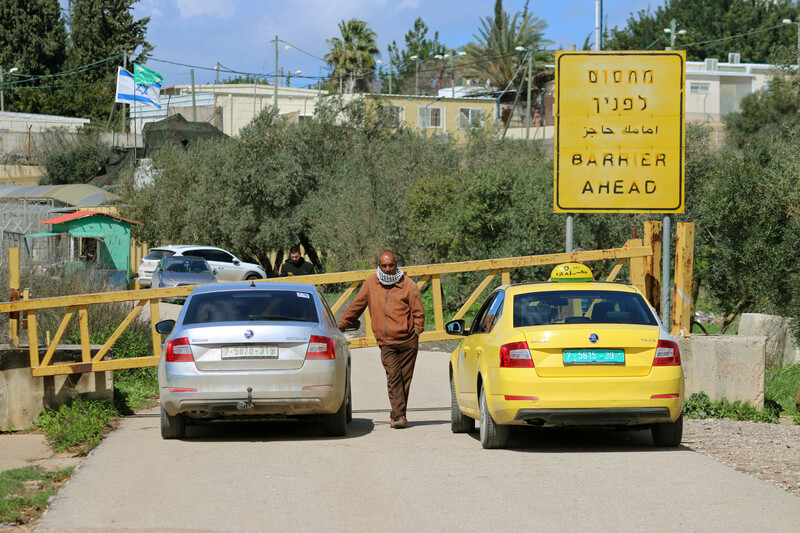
top-left (125, 0), bottom-right (657, 89)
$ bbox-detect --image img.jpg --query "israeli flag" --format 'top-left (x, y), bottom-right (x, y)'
top-left (115, 67), bottom-right (161, 109)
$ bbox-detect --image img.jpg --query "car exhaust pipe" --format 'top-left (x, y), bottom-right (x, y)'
top-left (237, 387), bottom-right (254, 411)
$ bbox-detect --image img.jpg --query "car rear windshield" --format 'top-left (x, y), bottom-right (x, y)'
top-left (183, 290), bottom-right (319, 324)
top-left (144, 249), bottom-right (175, 260)
top-left (513, 290), bottom-right (658, 327)
top-left (163, 258), bottom-right (210, 274)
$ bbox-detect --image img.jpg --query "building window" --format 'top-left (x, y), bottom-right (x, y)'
top-left (378, 104), bottom-right (404, 127)
top-left (690, 82), bottom-right (710, 94)
top-left (419, 106), bottom-right (443, 128)
top-left (458, 108), bottom-right (484, 128)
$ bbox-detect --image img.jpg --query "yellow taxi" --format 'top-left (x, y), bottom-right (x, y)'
top-left (446, 263), bottom-right (684, 449)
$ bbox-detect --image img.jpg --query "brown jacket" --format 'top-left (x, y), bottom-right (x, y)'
top-left (338, 274), bottom-right (425, 345)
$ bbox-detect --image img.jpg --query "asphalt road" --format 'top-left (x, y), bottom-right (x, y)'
top-left (37, 346), bottom-right (800, 533)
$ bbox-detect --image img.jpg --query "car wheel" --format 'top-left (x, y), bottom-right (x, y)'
top-left (345, 383), bottom-right (353, 423)
top-left (479, 387), bottom-right (509, 449)
top-left (651, 415), bottom-right (683, 447)
top-left (160, 405), bottom-right (186, 439)
top-left (450, 372), bottom-right (474, 433)
top-left (245, 273), bottom-right (262, 280)
top-left (322, 395), bottom-right (348, 437)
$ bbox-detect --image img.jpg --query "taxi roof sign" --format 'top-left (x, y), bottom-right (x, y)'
top-left (550, 263), bottom-right (594, 282)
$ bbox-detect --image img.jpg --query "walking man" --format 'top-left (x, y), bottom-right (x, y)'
top-left (338, 251), bottom-right (425, 429)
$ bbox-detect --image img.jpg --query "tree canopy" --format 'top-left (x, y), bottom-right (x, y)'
top-left (0, 0), bottom-right (67, 112)
top-left (324, 19), bottom-right (380, 94)
top-left (604, 0), bottom-right (799, 62)
top-left (0, 0), bottom-right (151, 119)
top-left (384, 18), bottom-right (446, 95)
top-left (462, 0), bottom-right (552, 91)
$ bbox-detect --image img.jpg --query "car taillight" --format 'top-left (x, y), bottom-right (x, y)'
top-left (165, 337), bottom-right (194, 362)
top-left (653, 339), bottom-right (681, 366)
top-left (500, 341), bottom-right (533, 368)
top-left (306, 335), bottom-right (335, 359)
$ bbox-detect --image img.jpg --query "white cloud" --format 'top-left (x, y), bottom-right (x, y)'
top-left (175, 0), bottom-right (235, 19)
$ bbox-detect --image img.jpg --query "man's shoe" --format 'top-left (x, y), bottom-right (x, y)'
top-left (395, 416), bottom-right (408, 429)
top-left (389, 417), bottom-right (398, 429)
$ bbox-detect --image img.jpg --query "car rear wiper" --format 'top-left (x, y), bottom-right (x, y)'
top-left (248, 314), bottom-right (307, 322)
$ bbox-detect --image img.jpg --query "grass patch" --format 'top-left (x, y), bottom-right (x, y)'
top-left (683, 391), bottom-right (780, 423)
top-left (766, 363), bottom-right (800, 419)
top-left (0, 466), bottom-right (74, 525)
top-left (108, 329), bottom-right (160, 414)
top-left (32, 399), bottom-right (120, 454)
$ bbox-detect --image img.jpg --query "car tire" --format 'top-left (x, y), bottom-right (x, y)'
top-left (322, 395), bottom-right (348, 437)
top-left (450, 372), bottom-right (474, 433)
top-left (345, 384), bottom-right (353, 423)
top-left (245, 273), bottom-right (262, 280)
top-left (651, 414), bottom-right (683, 447)
top-left (160, 405), bottom-right (186, 439)
top-left (479, 387), bottom-right (509, 449)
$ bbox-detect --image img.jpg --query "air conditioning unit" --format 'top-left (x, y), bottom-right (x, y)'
top-left (705, 58), bottom-right (719, 71)
top-left (728, 53), bottom-right (741, 64)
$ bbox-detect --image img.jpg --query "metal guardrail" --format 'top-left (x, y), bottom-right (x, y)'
top-left (0, 239), bottom-right (656, 377)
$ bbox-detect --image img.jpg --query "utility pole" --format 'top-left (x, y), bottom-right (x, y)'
top-left (389, 55), bottom-right (393, 94)
top-left (216, 62), bottom-right (220, 84)
top-left (273, 35), bottom-right (278, 109)
top-left (410, 55), bottom-right (419, 95)
top-left (450, 54), bottom-right (455, 98)
top-left (525, 52), bottom-right (532, 141)
top-left (190, 69), bottom-right (197, 121)
top-left (121, 50), bottom-right (129, 135)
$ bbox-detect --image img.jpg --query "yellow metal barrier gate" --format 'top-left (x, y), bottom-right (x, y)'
top-left (1, 230), bottom-right (678, 377)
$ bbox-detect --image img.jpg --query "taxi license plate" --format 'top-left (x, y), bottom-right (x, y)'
top-left (563, 349), bottom-right (624, 365)
top-left (221, 345), bottom-right (278, 359)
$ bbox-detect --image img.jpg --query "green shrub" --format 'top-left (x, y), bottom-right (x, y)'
top-left (683, 392), bottom-right (780, 423)
top-left (32, 399), bottom-right (120, 453)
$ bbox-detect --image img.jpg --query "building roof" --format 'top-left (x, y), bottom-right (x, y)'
top-left (40, 210), bottom-right (141, 226)
top-left (0, 184), bottom-right (119, 207)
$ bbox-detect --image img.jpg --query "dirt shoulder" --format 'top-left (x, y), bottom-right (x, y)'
top-left (683, 417), bottom-right (800, 497)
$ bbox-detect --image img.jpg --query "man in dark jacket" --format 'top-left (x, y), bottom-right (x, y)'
top-left (338, 251), bottom-right (425, 429)
top-left (280, 246), bottom-right (314, 277)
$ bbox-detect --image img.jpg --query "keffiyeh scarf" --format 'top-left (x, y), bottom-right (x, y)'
top-left (376, 267), bottom-right (404, 286)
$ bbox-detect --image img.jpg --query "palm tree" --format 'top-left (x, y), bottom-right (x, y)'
top-left (325, 19), bottom-right (380, 93)
top-left (463, 0), bottom-right (552, 91)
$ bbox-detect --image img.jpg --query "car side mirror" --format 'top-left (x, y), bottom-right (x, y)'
top-left (342, 319), bottom-right (360, 332)
top-left (445, 319), bottom-right (467, 336)
top-left (155, 319), bottom-right (175, 335)
top-left (233, 260), bottom-right (240, 265)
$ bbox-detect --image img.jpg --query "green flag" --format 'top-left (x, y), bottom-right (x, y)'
top-left (134, 63), bottom-right (163, 85)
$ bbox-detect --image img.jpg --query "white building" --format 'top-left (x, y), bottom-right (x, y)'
top-left (684, 54), bottom-right (774, 123)
top-left (130, 83), bottom-right (327, 137)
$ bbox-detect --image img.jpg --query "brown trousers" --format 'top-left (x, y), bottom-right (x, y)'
top-left (379, 336), bottom-right (419, 419)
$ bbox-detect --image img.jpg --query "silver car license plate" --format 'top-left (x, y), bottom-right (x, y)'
top-left (221, 345), bottom-right (278, 359)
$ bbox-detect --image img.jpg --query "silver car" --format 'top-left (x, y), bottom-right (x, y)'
top-left (156, 282), bottom-right (354, 439)
top-left (153, 256), bottom-right (217, 303)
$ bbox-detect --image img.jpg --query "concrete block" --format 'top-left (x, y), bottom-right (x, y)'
top-left (0, 347), bottom-right (113, 430)
top-left (738, 313), bottom-right (800, 366)
top-left (676, 335), bottom-right (765, 409)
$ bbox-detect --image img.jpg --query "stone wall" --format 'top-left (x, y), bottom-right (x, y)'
top-left (676, 335), bottom-right (766, 409)
top-left (738, 313), bottom-right (800, 367)
top-left (0, 347), bottom-right (113, 429)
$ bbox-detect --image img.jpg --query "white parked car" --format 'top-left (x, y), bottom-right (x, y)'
top-left (138, 245), bottom-right (267, 288)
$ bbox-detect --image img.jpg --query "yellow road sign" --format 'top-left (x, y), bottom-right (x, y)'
top-left (554, 51), bottom-right (685, 213)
